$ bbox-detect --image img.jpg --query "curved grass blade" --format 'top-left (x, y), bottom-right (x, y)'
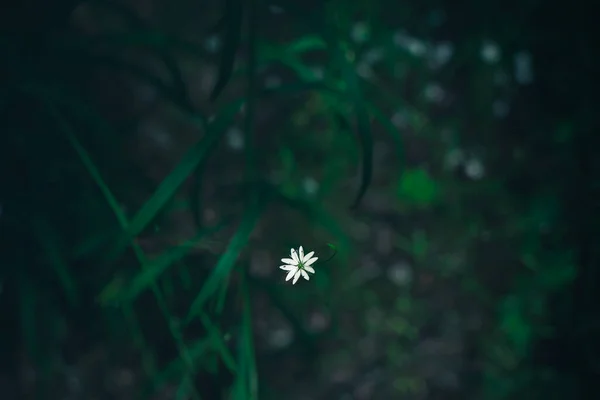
top-left (122, 219), bottom-right (233, 300)
top-left (78, 53), bottom-right (197, 115)
top-left (210, 0), bottom-right (243, 101)
top-left (286, 4), bottom-right (374, 209)
top-left (368, 103), bottom-right (405, 167)
top-left (31, 217), bottom-right (79, 306)
top-left (89, 0), bottom-right (193, 110)
top-left (57, 32), bottom-right (210, 63)
top-left (106, 98), bottom-right (244, 263)
top-left (39, 98), bottom-right (130, 230)
top-left (340, 56), bottom-right (373, 210)
top-left (41, 96), bottom-right (200, 397)
top-left (235, 272), bottom-right (258, 400)
top-left (320, 243), bottom-right (338, 264)
top-left (267, 184), bottom-right (350, 251)
top-left (186, 195), bottom-right (264, 323)
top-left (141, 337), bottom-right (211, 397)
top-left (199, 312), bottom-right (237, 373)
top-left (259, 81), bottom-right (341, 98)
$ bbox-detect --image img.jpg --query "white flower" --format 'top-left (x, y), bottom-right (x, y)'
top-left (280, 246), bottom-right (318, 284)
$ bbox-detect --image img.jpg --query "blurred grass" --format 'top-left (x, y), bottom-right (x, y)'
top-left (0, 0), bottom-right (582, 398)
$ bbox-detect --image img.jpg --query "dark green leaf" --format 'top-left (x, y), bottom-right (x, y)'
top-left (123, 219), bottom-right (233, 300)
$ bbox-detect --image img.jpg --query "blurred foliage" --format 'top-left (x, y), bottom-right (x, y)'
top-left (0, 0), bottom-right (597, 399)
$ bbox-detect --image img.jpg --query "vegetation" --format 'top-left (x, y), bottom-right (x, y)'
top-left (0, 0), bottom-right (596, 398)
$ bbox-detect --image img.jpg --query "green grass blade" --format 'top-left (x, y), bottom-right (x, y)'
top-left (123, 219), bottom-right (232, 300)
top-left (199, 313), bottom-right (237, 373)
top-left (241, 271), bottom-right (258, 399)
top-left (368, 103), bottom-right (405, 167)
top-left (42, 101), bottom-right (129, 230)
top-left (341, 55), bottom-right (373, 210)
top-left (186, 195), bottom-right (264, 322)
top-left (89, 0), bottom-right (194, 111)
top-left (107, 98), bottom-right (244, 263)
top-left (142, 338), bottom-right (211, 397)
top-left (31, 218), bottom-right (79, 306)
top-left (268, 185), bottom-right (350, 252)
top-left (210, 0), bottom-right (244, 101)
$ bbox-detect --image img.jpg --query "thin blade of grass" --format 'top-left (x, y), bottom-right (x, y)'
top-left (240, 271), bottom-right (258, 399)
top-left (340, 55), bottom-right (373, 210)
top-left (210, 0), bottom-right (243, 101)
top-left (186, 195), bottom-right (264, 323)
top-left (122, 219), bottom-right (233, 301)
top-left (368, 103), bottom-right (405, 167)
top-left (43, 98), bottom-right (201, 398)
top-left (31, 218), bottom-right (79, 306)
top-left (90, 0), bottom-right (193, 109)
top-left (42, 101), bottom-right (129, 230)
top-left (287, 5), bottom-right (375, 209)
top-left (80, 53), bottom-right (198, 115)
top-left (106, 98), bottom-right (244, 263)
top-left (141, 338), bottom-right (211, 397)
top-left (268, 185), bottom-right (350, 252)
top-left (199, 312), bottom-right (237, 373)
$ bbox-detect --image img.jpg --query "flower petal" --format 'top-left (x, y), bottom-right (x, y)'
top-left (292, 269), bottom-right (302, 284)
top-left (301, 270), bottom-right (309, 280)
top-left (304, 256), bottom-right (318, 267)
top-left (303, 251), bottom-right (315, 262)
top-left (280, 265), bottom-right (295, 271)
top-left (299, 246), bottom-right (304, 261)
top-left (281, 258), bottom-right (296, 265)
top-left (304, 265), bottom-right (315, 274)
top-left (285, 268), bottom-right (297, 281)
top-left (290, 248), bottom-right (299, 263)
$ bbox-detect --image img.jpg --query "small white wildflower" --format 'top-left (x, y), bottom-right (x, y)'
top-left (280, 246), bottom-right (318, 284)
